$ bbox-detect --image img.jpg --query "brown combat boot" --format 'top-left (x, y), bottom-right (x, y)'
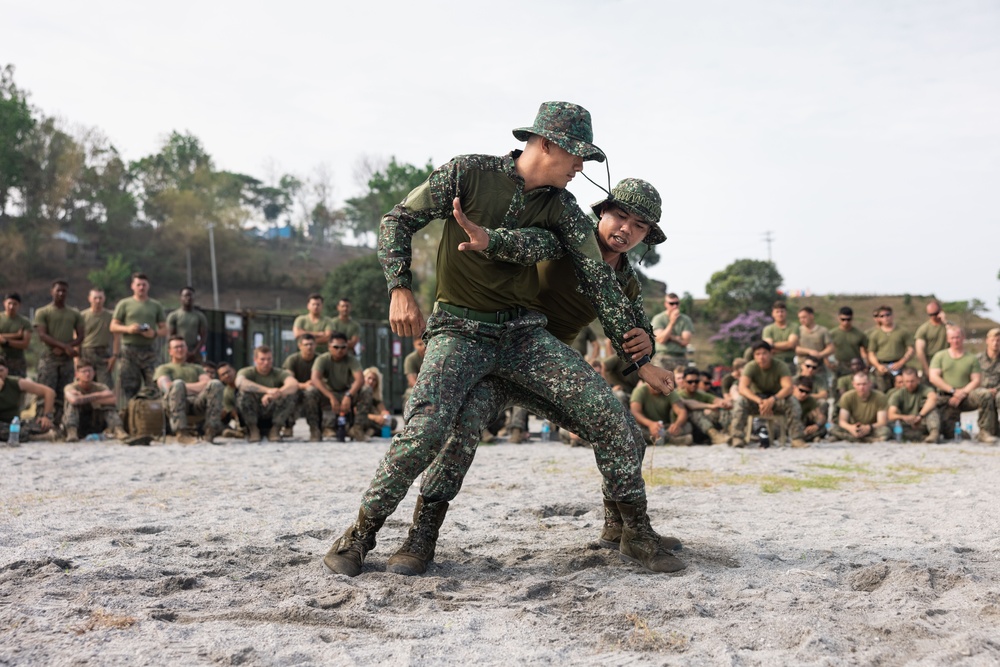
top-left (708, 428), bottom-right (730, 445)
top-left (247, 425), bottom-right (262, 443)
top-left (508, 427), bottom-right (525, 444)
top-left (617, 499), bottom-right (687, 573)
top-left (323, 509), bottom-right (387, 577)
top-left (598, 499), bottom-right (681, 551)
top-left (386, 496), bottom-right (449, 576)
top-left (923, 429), bottom-right (940, 444)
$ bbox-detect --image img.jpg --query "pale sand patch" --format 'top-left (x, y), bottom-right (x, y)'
top-left (2, 435), bottom-right (999, 665)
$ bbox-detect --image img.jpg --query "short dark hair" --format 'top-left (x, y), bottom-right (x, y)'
top-left (308, 293), bottom-right (323, 302)
top-left (131, 272), bottom-right (149, 282)
top-left (901, 367), bottom-right (919, 378)
top-left (838, 306), bottom-right (853, 317)
top-left (666, 292), bottom-right (679, 301)
top-left (297, 332), bottom-right (316, 342)
top-left (52, 279), bottom-right (69, 289)
top-left (330, 332), bottom-right (348, 343)
top-left (683, 368), bottom-right (700, 380)
top-left (4, 292), bottom-right (21, 303)
top-left (168, 335), bottom-right (186, 345)
top-left (181, 286), bottom-right (195, 293)
top-left (76, 359), bottom-right (94, 372)
top-left (795, 376), bottom-right (814, 390)
top-left (699, 370), bottom-right (712, 380)
top-left (801, 355), bottom-right (820, 366)
top-left (254, 345), bottom-right (272, 356)
top-left (772, 301), bottom-right (786, 310)
top-left (798, 306), bottom-right (814, 315)
top-left (751, 340), bottom-right (773, 354)
top-left (338, 297), bottom-right (351, 304)
top-left (879, 305), bottom-right (893, 315)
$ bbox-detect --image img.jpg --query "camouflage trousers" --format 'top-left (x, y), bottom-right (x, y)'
top-left (652, 352), bottom-right (687, 372)
top-left (81, 347), bottom-right (113, 388)
top-left (0, 419), bottom-right (47, 443)
top-left (120, 346), bottom-right (158, 402)
top-left (3, 357), bottom-right (27, 379)
top-left (63, 401), bottom-right (123, 436)
top-left (359, 309), bottom-right (647, 519)
top-left (688, 409), bottom-right (730, 439)
top-left (236, 390), bottom-right (296, 429)
top-left (828, 423), bottom-right (892, 443)
top-left (289, 387), bottom-right (323, 430)
top-left (355, 385), bottom-right (395, 434)
top-left (37, 351), bottom-right (75, 423)
top-left (418, 371), bottom-right (648, 504)
top-left (729, 395), bottom-right (804, 439)
top-left (164, 379), bottom-right (224, 433)
top-left (891, 411), bottom-right (941, 442)
top-left (935, 389), bottom-right (998, 436)
top-left (639, 420), bottom-right (693, 446)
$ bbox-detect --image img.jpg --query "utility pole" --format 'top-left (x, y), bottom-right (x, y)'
top-left (207, 224), bottom-right (219, 309)
top-left (762, 231), bottom-right (774, 263)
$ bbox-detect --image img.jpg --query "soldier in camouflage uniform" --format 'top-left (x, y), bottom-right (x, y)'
top-left (730, 340), bottom-right (806, 447)
top-left (928, 326), bottom-right (998, 443)
top-left (0, 293), bottom-right (32, 379)
top-left (166, 287), bottom-right (208, 362)
top-left (281, 333), bottom-right (324, 441)
top-left (34, 280), bottom-right (85, 426)
top-left (63, 360), bottom-right (127, 441)
top-left (886, 367), bottom-right (941, 442)
top-left (111, 273), bottom-right (167, 401)
top-left (154, 337), bottom-right (224, 443)
top-left (79, 288), bottom-right (117, 388)
top-left (235, 345), bottom-right (298, 442)
top-left (978, 328), bottom-right (1000, 395)
top-left (322, 107), bottom-right (681, 580)
top-left (675, 367), bottom-right (732, 444)
top-left (355, 367), bottom-right (396, 438)
top-left (0, 357), bottom-right (56, 443)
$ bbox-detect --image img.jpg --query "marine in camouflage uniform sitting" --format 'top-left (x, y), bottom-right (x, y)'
top-left (676, 367), bottom-right (731, 444)
top-left (281, 333), bottom-right (324, 441)
top-left (154, 337), bottom-right (224, 444)
top-left (730, 340), bottom-right (806, 447)
top-left (235, 345), bottom-right (298, 443)
top-left (0, 357), bottom-right (56, 443)
top-left (887, 367), bottom-right (940, 443)
top-left (928, 326), bottom-right (997, 444)
top-left (830, 372), bottom-right (891, 443)
top-left (323, 105), bottom-right (680, 580)
top-left (63, 360), bottom-right (127, 442)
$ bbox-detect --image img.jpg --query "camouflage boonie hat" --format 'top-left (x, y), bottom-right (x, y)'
top-left (591, 178), bottom-right (666, 246)
top-left (512, 101), bottom-right (606, 163)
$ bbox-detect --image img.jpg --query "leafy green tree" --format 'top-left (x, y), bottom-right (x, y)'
top-left (344, 157), bottom-right (434, 246)
top-left (321, 253), bottom-right (416, 320)
top-left (705, 259), bottom-right (783, 319)
top-left (0, 64), bottom-right (35, 218)
top-left (87, 254), bottom-right (133, 301)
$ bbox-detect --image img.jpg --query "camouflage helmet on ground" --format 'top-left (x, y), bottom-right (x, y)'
top-left (591, 178), bottom-right (666, 246)
top-left (512, 101), bottom-right (606, 163)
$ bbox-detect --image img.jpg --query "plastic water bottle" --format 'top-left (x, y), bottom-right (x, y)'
top-left (336, 413), bottom-right (347, 442)
top-left (893, 420), bottom-right (903, 442)
top-left (381, 415), bottom-right (391, 439)
top-left (85, 433), bottom-right (104, 442)
top-left (541, 420), bottom-right (552, 442)
top-left (953, 423), bottom-right (962, 443)
top-left (7, 417), bottom-right (20, 446)
top-left (966, 424), bottom-right (974, 440)
top-left (655, 421), bottom-right (666, 446)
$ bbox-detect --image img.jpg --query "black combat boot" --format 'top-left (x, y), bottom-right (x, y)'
top-left (599, 499), bottom-right (682, 551)
top-left (617, 499), bottom-right (686, 573)
top-left (386, 496), bottom-right (449, 576)
top-left (323, 508), bottom-right (387, 577)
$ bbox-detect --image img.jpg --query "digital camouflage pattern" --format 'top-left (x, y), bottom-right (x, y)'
top-left (236, 390), bottom-right (296, 430)
top-left (291, 387), bottom-right (323, 431)
top-left (828, 422), bottom-right (892, 442)
top-left (119, 346), bottom-right (159, 401)
top-left (729, 396), bottom-right (804, 440)
top-left (511, 101), bottom-right (605, 162)
top-left (934, 389), bottom-right (998, 437)
top-left (62, 382), bottom-right (123, 436)
top-left (164, 379), bottom-right (224, 434)
top-left (378, 151), bottom-right (651, 363)
top-left (36, 351), bottom-right (75, 423)
top-left (977, 351), bottom-right (1000, 390)
top-left (358, 309), bottom-right (648, 519)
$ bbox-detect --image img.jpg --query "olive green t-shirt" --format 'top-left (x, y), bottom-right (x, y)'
top-left (65, 381), bottom-right (110, 398)
top-left (677, 388), bottom-right (718, 405)
top-left (167, 308), bottom-right (208, 352)
top-left (34, 304), bottom-right (83, 346)
top-left (293, 314), bottom-right (334, 354)
top-left (867, 327), bottom-right (912, 363)
top-left (914, 321), bottom-right (948, 361)
top-left (530, 252), bottom-right (641, 346)
top-left (835, 374), bottom-right (858, 397)
top-left (237, 366), bottom-right (291, 389)
top-left (839, 390), bottom-right (888, 425)
top-left (743, 359), bottom-right (791, 396)
top-left (404, 350), bottom-right (424, 376)
top-left (830, 326), bottom-right (868, 365)
top-left (798, 325), bottom-right (832, 356)
top-left (80, 308), bottom-right (113, 350)
top-left (630, 383), bottom-right (680, 423)
top-left (797, 394), bottom-right (820, 417)
top-left (929, 350), bottom-right (981, 389)
top-left (888, 385), bottom-right (933, 416)
top-left (0, 313), bottom-right (32, 362)
top-left (153, 362), bottom-right (202, 384)
top-left (762, 322), bottom-right (799, 364)
top-left (329, 317), bottom-right (361, 355)
top-left (282, 352), bottom-right (317, 383)
top-left (0, 376), bottom-right (24, 422)
top-left (312, 353), bottom-right (361, 393)
top-left (650, 311), bottom-right (694, 357)
top-left (112, 297), bottom-right (166, 348)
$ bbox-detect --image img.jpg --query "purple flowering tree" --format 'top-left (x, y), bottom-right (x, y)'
top-left (709, 310), bottom-right (770, 364)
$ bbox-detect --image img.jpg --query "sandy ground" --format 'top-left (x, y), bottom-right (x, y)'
top-left (2, 425), bottom-right (1000, 666)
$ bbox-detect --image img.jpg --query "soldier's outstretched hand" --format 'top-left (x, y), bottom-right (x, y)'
top-left (389, 287), bottom-right (426, 338)
top-left (453, 197), bottom-right (489, 252)
top-left (637, 364), bottom-right (676, 395)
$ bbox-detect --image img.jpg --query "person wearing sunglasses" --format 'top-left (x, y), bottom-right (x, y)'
top-left (792, 376), bottom-right (827, 443)
top-left (830, 306), bottom-right (868, 380)
top-left (651, 293), bottom-right (693, 370)
top-left (730, 340), bottom-right (806, 448)
top-left (867, 306), bottom-right (915, 392)
top-left (915, 300), bottom-right (949, 380)
top-left (676, 368), bottom-right (731, 444)
top-left (311, 332), bottom-right (365, 441)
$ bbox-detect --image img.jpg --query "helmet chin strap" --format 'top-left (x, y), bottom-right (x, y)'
top-left (581, 156), bottom-right (612, 199)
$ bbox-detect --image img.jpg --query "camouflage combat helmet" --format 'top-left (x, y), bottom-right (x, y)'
top-left (591, 178), bottom-right (666, 246)
top-left (512, 101), bottom-right (606, 163)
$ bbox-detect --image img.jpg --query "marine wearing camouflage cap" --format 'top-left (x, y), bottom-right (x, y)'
top-left (591, 178), bottom-right (667, 246)
top-left (512, 101), bottom-right (606, 163)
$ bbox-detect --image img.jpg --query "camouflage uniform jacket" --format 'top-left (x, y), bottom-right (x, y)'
top-left (377, 151), bottom-right (650, 363)
top-left (977, 351), bottom-right (1000, 390)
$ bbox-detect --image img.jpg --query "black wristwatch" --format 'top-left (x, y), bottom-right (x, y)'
top-left (623, 354), bottom-right (651, 376)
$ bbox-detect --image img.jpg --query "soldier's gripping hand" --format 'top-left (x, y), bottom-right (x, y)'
top-left (638, 365), bottom-right (676, 395)
top-left (453, 198), bottom-right (489, 252)
top-left (622, 328), bottom-right (653, 358)
top-left (390, 287), bottom-right (425, 338)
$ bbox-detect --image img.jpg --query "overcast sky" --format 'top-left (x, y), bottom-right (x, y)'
top-left (7, 0), bottom-right (999, 313)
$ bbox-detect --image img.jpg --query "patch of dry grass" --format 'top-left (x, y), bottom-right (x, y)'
top-left (70, 609), bottom-right (137, 634)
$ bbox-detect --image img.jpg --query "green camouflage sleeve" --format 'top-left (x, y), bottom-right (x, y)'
top-left (377, 161), bottom-right (457, 294)
top-left (481, 227), bottom-right (567, 264)
top-left (619, 257), bottom-right (655, 347)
